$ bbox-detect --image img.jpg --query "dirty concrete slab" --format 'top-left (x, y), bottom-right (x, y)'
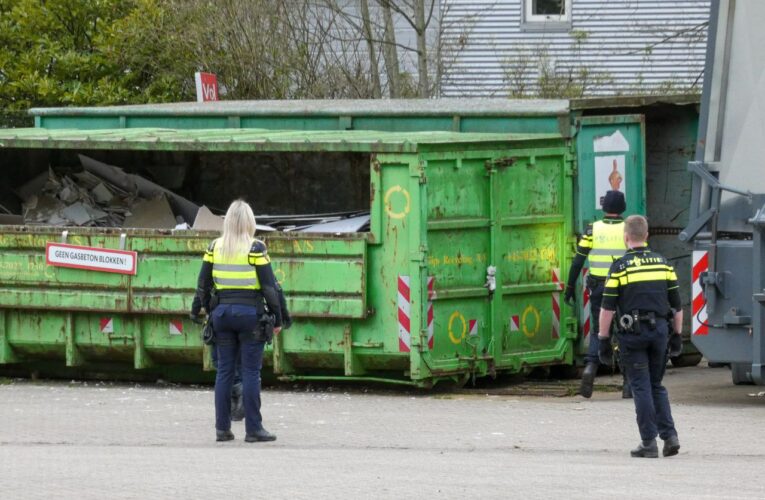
top-left (122, 195), bottom-right (177, 229)
top-left (0, 363), bottom-right (763, 499)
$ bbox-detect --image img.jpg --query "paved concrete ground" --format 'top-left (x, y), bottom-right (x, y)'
top-left (1, 362), bottom-right (764, 499)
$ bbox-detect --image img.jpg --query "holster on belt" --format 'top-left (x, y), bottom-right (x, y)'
top-left (256, 312), bottom-right (276, 344)
top-left (209, 292), bottom-right (220, 312)
top-left (637, 311), bottom-right (657, 329)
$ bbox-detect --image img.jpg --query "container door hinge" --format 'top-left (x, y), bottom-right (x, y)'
top-left (414, 160), bottom-right (427, 184)
top-left (566, 159), bottom-right (577, 177)
top-left (410, 245), bottom-right (427, 264)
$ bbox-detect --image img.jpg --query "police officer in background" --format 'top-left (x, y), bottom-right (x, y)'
top-left (564, 190), bottom-right (630, 398)
top-left (191, 200), bottom-right (284, 443)
top-left (598, 215), bottom-right (683, 458)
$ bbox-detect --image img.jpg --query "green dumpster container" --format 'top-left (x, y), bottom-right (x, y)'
top-left (0, 127), bottom-right (576, 387)
top-left (25, 99), bottom-right (655, 371)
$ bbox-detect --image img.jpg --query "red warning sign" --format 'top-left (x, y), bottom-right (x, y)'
top-left (169, 320), bottom-right (183, 336)
top-left (100, 317), bottom-right (113, 334)
top-left (468, 319), bottom-right (478, 336)
top-left (510, 315), bottom-right (520, 332)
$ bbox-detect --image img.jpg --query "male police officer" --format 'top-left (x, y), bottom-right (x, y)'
top-left (597, 215), bottom-right (683, 458)
top-left (564, 190), bottom-right (629, 398)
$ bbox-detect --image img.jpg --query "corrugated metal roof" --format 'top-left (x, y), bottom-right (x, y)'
top-left (440, 0), bottom-right (710, 97)
top-left (29, 99), bottom-right (570, 117)
top-left (0, 127), bottom-right (561, 153)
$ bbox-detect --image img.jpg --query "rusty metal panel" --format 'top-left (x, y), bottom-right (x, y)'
top-left (423, 140), bottom-right (576, 383)
top-left (267, 235), bottom-right (368, 319)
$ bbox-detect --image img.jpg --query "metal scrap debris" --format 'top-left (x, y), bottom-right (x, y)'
top-left (256, 210), bottom-right (370, 233)
top-left (299, 214), bottom-right (370, 233)
top-left (79, 155), bottom-right (200, 225)
top-left (7, 155), bottom-right (367, 233)
top-left (16, 166), bottom-right (177, 228)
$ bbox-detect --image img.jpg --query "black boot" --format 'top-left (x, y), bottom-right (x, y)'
top-left (622, 377), bottom-right (632, 399)
top-left (663, 435), bottom-right (681, 457)
top-left (231, 382), bottom-right (244, 421)
top-left (631, 440), bottom-right (659, 458)
top-left (216, 429), bottom-right (234, 442)
top-left (580, 363), bottom-right (597, 398)
top-left (245, 428), bottom-right (277, 443)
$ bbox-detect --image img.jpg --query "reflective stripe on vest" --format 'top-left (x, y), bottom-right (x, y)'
top-left (211, 239), bottom-right (261, 290)
top-left (589, 220), bottom-right (627, 277)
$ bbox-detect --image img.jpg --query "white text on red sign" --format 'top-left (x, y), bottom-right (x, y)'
top-left (195, 72), bottom-right (219, 102)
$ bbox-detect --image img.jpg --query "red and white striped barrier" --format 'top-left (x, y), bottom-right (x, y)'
top-left (551, 268), bottom-right (562, 339)
top-left (692, 250), bottom-right (709, 336)
top-left (581, 267), bottom-right (591, 338)
top-left (427, 276), bottom-right (435, 349)
top-left (398, 275), bottom-right (411, 352)
top-left (399, 275), bottom-right (437, 351)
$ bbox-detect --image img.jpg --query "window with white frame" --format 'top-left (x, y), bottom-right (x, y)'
top-left (524, 0), bottom-right (571, 24)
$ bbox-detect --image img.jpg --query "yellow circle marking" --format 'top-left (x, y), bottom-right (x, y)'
top-left (384, 185), bottom-right (411, 219)
top-left (521, 305), bottom-right (541, 338)
top-left (274, 268), bottom-right (287, 284)
top-left (448, 311), bottom-right (467, 344)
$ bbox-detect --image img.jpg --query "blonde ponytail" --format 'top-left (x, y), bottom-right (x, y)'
top-left (220, 200), bottom-right (257, 260)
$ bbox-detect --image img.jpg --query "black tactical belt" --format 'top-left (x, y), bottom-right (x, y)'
top-left (635, 311), bottom-right (657, 322)
top-left (218, 296), bottom-right (262, 307)
top-left (619, 311), bottom-right (663, 334)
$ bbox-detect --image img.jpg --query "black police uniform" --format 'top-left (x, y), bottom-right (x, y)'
top-left (565, 190), bottom-right (629, 399)
top-left (601, 245), bottom-right (681, 457)
top-left (191, 238), bottom-right (288, 442)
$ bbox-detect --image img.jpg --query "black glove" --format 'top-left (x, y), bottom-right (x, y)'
top-left (564, 285), bottom-right (575, 307)
top-left (598, 335), bottom-right (613, 365)
top-left (189, 312), bottom-right (204, 325)
top-left (668, 333), bottom-right (683, 358)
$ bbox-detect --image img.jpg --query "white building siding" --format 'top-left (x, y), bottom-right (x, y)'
top-left (440, 0), bottom-right (710, 97)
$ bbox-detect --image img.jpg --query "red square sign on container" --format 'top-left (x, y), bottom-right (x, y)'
top-left (195, 72), bottom-right (219, 102)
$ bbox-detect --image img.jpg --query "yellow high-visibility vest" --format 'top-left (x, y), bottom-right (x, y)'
top-left (203, 239), bottom-right (266, 290)
top-left (587, 220), bottom-right (627, 277)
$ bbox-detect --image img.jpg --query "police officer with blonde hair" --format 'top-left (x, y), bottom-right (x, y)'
top-left (564, 190), bottom-right (630, 398)
top-left (191, 199), bottom-right (284, 443)
top-left (598, 215), bottom-right (682, 458)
